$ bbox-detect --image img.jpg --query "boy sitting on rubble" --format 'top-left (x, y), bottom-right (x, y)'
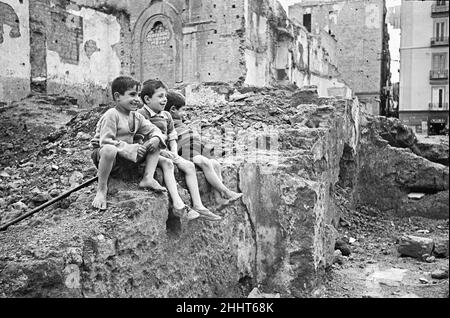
top-left (90, 76), bottom-right (166, 210)
top-left (165, 90), bottom-right (243, 208)
top-left (138, 79), bottom-right (221, 221)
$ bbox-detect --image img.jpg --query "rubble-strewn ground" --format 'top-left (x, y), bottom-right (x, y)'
top-left (0, 91), bottom-right (448, 298)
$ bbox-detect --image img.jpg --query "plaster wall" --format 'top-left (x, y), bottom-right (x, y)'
top-left (0, 0), bottom-right (31, 103)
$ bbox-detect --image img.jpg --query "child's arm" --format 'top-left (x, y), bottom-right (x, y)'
top-left (98, 110), bottom-right (140, 162)
top-left (137, 114), bottom-right (167, 150)
top-left (166, 112), bottom-right (179, 155)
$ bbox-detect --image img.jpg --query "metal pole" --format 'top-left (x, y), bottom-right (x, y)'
top-left (0, 176), bottom-right (98, 232)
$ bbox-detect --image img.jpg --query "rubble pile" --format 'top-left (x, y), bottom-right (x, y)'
top-left (0, 85), bottom-right (448, 298)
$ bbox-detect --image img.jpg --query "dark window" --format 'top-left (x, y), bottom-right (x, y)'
top-left (303, 14), bottom-right (311, 33)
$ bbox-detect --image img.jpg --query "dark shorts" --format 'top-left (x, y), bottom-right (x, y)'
top-left (178, 138), bottom-right (214, 161)
top-left (91, 148), bottom-right (143, 177)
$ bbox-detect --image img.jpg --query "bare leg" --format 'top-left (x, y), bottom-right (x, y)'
top-left (139, 149), bottom-right (166, 192)
top-left (193, 156), bottom-right (240, 199)
top-left (159, 157), bottom-right (185, 210)
top-left (210, 159), bottom-right (226, 203)
top-left (92, 145), bottom-right (117, 210)
top-left (176, 157), bottom-right (205, 210)
top-left (193, 155), bottom-right (228, 201)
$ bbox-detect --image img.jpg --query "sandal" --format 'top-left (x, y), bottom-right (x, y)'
top-left (216, 193), bottom-right (243, 211)
top-left (193, 207), bottom-right (222, 222)
top-left (173, 206), bottom-right (200, 221)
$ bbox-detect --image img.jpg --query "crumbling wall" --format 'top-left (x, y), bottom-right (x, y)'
top-left (0, 0), bottom-right (31, 103)
top-left (129, 0), bottom-right (245, 86)
top-left (288, 0), bottom-right (385, 107)
top-left (29, 0), bottom-right (126, 107)
top-left (244, 0), bottom-right (351, 97)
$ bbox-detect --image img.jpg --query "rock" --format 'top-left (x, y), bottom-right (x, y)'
top-left (52, 165), bottom-right (59, 171)
top-left (373, 116), bottom-right (417, 148)
top-left (333, 250), bottom-right (344, 265)
top-left (32, 192), bottom-right (51, 204)
top-left (419, 278), bottom-right (429, 284)
top-left (425, 256), bottom-right (436, 263)
top-left (11, 201), bottom-right (27, 211)
top-left (408, 193), bottom-right (425, 200)
top-left (76, 132), bottom-right (91, 140)
top-left (335, 239), bottom-right (351, 256)
top-left (353, 115), bottom-right (449, 214)
top-left (414, 138), bottom-right (449, 166)
top-left (69, 172), bottom-right (84, 187)
top-left (433, 238), bottom-right (449, 258)
top-left (431, 269), bottom-right (449, 280)
top-left (397, 235), bottom-right (434, 259)
top-left (0, 171), bottom-right (10, 178)
top-left (399, 191), bottom-right (449, 220)
top-left (247, 287), bottom-right (280, 298)
top-left (50, 189), bottom-right (60, 198)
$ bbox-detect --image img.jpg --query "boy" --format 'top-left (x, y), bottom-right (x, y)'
top-left (165, 90), bottom-right (243, 208)
top-left (138, 79), bottom-right (221, 221)
top-left (90, 76), bottom-right (167, 210)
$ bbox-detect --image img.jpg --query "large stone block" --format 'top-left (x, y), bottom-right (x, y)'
top-left (397, 235), bottom-right (434, 259)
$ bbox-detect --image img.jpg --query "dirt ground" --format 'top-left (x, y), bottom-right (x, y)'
top-left (0, 95), bottom-right (448, 298)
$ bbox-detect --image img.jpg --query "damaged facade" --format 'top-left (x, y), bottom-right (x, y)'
top-left (0, 0), bottom-right (351, 105)
top-left (288, 0), bottom-right (391, 116)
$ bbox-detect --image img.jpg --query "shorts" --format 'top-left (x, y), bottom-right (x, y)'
top-left (178, 137), bottom-right (214, 161)
top-left (91, 147), bottom-right (143, 177)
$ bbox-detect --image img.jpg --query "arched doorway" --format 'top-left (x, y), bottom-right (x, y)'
top-left (139, 15), bottom-right (177, 86)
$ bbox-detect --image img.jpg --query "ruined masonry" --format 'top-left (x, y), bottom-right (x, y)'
top-left (0, 0), bottom-right (351, 106)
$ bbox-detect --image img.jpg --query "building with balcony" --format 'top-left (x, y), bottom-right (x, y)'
top-left (400, 0), bottom-right (449, 135)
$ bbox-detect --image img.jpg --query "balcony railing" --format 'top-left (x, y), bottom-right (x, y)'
top-left (429, 102), bottom-right (449, 111)
top-left (431, 36), bottom-right (449, 46)
top-left (430, 69), bottom-right (449, 80)
top-left (432, 3), bottom-right (449, 14)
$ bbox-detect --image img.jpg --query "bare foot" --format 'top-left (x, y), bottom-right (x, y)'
top-left (92, 191), bottom-right (107, 210)
top-left (139, 177), bottom-right (166, 193)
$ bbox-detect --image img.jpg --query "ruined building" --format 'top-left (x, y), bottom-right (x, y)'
top-left (0, 0), bottom-right (351, 106)
top-left (399, 0), bottom-right (449, 135)
top-left (288, 0), bottom-right (391, 116)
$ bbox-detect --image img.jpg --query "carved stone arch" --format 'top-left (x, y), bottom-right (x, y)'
top-left (131, 1), bottom-right (183, 86)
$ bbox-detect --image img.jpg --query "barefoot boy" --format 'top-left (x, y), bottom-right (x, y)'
top-left (138, 79), bottom-right (221, 221)
top-left (165, 90), bottom-right (243, 208)
top-left (90, 76), bottom-right (166, 210)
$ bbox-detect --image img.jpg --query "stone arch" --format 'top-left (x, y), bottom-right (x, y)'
top-left (132, 1), bottom-right (183, 87)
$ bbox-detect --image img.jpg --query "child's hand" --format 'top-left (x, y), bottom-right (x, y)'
top-left (146, 137), bottom-right (161, 153)
top-left (160, 150), bottom-right (177, 160)
top-left (137, 145), bottom-right (147, 160)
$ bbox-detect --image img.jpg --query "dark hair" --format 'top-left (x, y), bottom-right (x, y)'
top-left (140, 79), bottom-right (168, 104)
top-left (164, 90), bottom-right (186, 111)
top-left (111, 76), bottom-right (140, 100)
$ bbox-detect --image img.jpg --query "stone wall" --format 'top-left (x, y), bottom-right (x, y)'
top-left (29, 0), bottom-right (127, 106)
top-left (288, 0), bottom-right (389, 113)
top-left (1, 0), bottom-right (350, 105)
top-left (0, 0), bottom-right (31, 103)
